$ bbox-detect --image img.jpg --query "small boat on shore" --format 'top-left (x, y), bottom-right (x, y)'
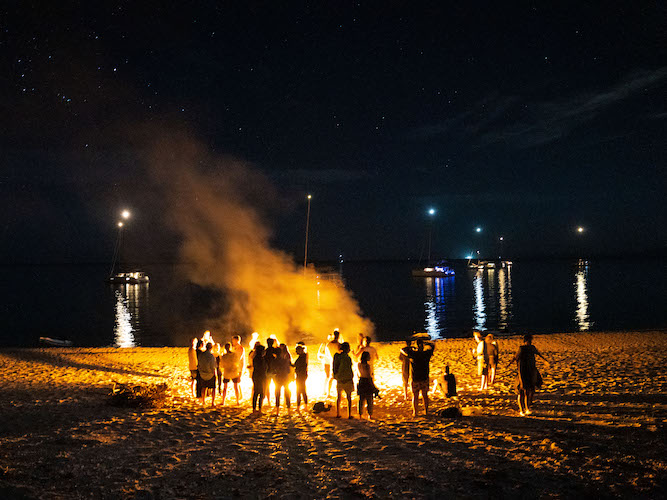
top-left (108, 272), bottom-right (150, 284)
top-left (39, 337), bottom-right (73, 347)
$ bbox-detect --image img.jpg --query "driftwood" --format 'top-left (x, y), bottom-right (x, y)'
top-left (108, 382), bottom-right (168, 408)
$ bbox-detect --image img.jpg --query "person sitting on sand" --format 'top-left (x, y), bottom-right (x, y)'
top-left (399, 340), bottom-right (412, 401)
top-left (407, 338), bottom-right (435, 416)
top-left (274, 343), bottom-right (293, 414)
top-left (250, 344), bottom-right (267, 414)
top-left (188, 338), bottom-right (200, 398)
top-left (220, 343), bottom-right (241, 406)
top-left (507, 334), bottom-right (550, 416)
top-left (293, 343), bottom-right (308, 410)
top-left (357, 351), bottom-right (376, 420)
top-left (198, 342), bottom-right (217, 407)
top-left (325, 330), bottom-right (341, 397)
top-left (433, 365), bottom-right (457, 398)
top-left (333, 342), bottom-right (355, 418)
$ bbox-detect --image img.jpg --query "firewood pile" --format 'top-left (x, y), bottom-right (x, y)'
top-left (108, 382), bottom-right (168, 408)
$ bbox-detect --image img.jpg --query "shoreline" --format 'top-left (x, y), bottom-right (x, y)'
top-left (1, 330), bottom-right (665, 498)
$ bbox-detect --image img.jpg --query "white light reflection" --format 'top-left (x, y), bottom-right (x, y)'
top-left (114, 288), bottom-right (136, 347)
top-left (473, 269), bottom-right (486, 331)
top-left (575, 260), bottom-right (591, 331)
top-left (497, 265), bottom-right (513, 330)
top-left (424, 276), bottom-right (450, 338)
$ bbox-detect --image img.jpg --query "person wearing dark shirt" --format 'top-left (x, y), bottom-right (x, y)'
top-left (407, 338), bottom-right (434, 416)
top-left (273, 344), bottom-right (293, 414)
top-left (264, 338), bottom-right (280, 407)
top-left (293, 343), bottom-right (308, 410)
top-left (251, 344), bottom-right (267, 414)
top-left (507, 334), bottom-right (550, 416)
top-left (197, 342), bottom-right (218, 407)
top-left (333, 342), bottom-right (355, 418)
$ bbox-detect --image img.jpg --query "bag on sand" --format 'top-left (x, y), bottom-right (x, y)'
top-left (437, 406), bottom-right (462, 418)
top-left (312, 402), bottom-right (331, 413)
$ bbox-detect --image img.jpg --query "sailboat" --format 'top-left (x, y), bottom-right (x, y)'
top-left (107, 211), bottom-right (149, 284)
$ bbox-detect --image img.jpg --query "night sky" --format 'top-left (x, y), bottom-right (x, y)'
top-left (2, 1), bottom-right (666, 263)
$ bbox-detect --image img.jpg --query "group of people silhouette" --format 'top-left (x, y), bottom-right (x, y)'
top-left (188, 328), bottom-right (548, 418)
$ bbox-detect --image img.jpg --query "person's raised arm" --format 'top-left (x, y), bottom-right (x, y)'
top-left (534, 347), bottom-right (550, 366)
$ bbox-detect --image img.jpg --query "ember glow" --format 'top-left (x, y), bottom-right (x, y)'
top-left (145, 133), bottom-right (373, 342)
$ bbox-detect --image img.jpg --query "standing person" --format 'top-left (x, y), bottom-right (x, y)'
top-left (326, 330), bottom-right (342, 397)
top-left (274, 344), bottom-right (293, 414)
top-left (508, 334), bottom-right (549, 416)
top-left (188, 338), bottom-right (199, 398)
top-left (202, 330), bottom-right (214, 347)
top-left (485, 334), bottom-right (499, 385)
top-left (355, 336), bottom-right (378, 367)
top-left (357, 351), bottom-right (375, 420)
top-left (250, 344), bottom-right (267, 414)
top-left (293, 343), bottom-right (308, 410)
top-left (333, 342), bottom-right (355, 419)
top-left (399, 340), bottom-right (412, 401)
top-left (354, 333), bottom-right (365, 358)
top-left (317, 334), bottom-right (331, 395)
top-left (197, 342), bottom-right (218, 407)
top-left (407, 338), bottom-right (435, 417)
top-left (220, 343), bottom-right (241, 406)
top-left (475, 333), bottom-right (489, 390)
top-left (231, 335), bottom-right (246, 399)
top-left (248, 332), bottom-right (260, 351)
top-left (264, 338), bottom-right (280, 406)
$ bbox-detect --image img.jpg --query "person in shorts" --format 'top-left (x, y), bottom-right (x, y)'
top-left (198, 342), bottom-right (217, 407)
top-left (188, 338), bottom-right (200, 398)
top-left (407, 338), bottom-right (435, 416)
top-left (333, 342), bottom-right (355, 418)
top-left (220, 343), bottom-right (241, 406)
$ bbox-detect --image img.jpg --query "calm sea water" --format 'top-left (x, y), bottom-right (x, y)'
top-left (2, 259), bottom-right (666, 347)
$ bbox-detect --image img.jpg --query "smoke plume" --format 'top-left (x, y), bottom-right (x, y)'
top-left (142, 131), bottom-right (373, 343)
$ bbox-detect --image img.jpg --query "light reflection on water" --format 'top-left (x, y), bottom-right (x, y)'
top-left (421, 265), bottom-right (516, 337)
top-left (473, 270), bottom-right (486, 331)
top-left (113, 283), bottom-right (149, 347)
top-left (575, 260), bottom-right (591, 331)
top-left (498, 265), bottom-right (513, 329)
top-left (424, 276), bottom-right (454, 339)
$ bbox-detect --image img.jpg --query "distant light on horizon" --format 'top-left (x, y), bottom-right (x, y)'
top-left (117, 221), bottom-right (124, 228)
top-left (427, 208), bottom-right (436, 216)
top-left (121, 209), bottom-right (131, 219)
top-left (307, 194), bottom-right (312, 200)
top-left (577, 226), bottom-right (585, 233)
top-left (475, 226), bottom-right (482, 233)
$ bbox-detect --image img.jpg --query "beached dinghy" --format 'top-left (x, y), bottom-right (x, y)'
top-left (39, 337), bottom-right (73, 347)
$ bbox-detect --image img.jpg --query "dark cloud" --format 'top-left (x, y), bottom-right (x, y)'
top-left (412, 67), bottom-right (667, 149)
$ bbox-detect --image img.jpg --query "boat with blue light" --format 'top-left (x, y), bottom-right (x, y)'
top-left (412, 262), bottom-right (455, 277)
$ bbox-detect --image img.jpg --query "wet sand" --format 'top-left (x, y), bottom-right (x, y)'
top-left (0, 331), bottom-right (665, 499)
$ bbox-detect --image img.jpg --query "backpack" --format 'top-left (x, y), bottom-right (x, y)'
top-left (312, 402), bottom-right (331, 413)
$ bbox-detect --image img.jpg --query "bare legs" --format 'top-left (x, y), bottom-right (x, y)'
top-left (336, 389), bottom-right (353, 418)
top-left (200, 386), bottom-right (216, 407)
top-left (412, 387), bottom-right (429, 416)
top-left (517, 389), bottom-right (534, 416)
top-left (358, 394), bottom-right (373, 420)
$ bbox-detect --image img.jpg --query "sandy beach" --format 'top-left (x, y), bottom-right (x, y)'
top-left (0, 331), bottom-right (665, 499)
